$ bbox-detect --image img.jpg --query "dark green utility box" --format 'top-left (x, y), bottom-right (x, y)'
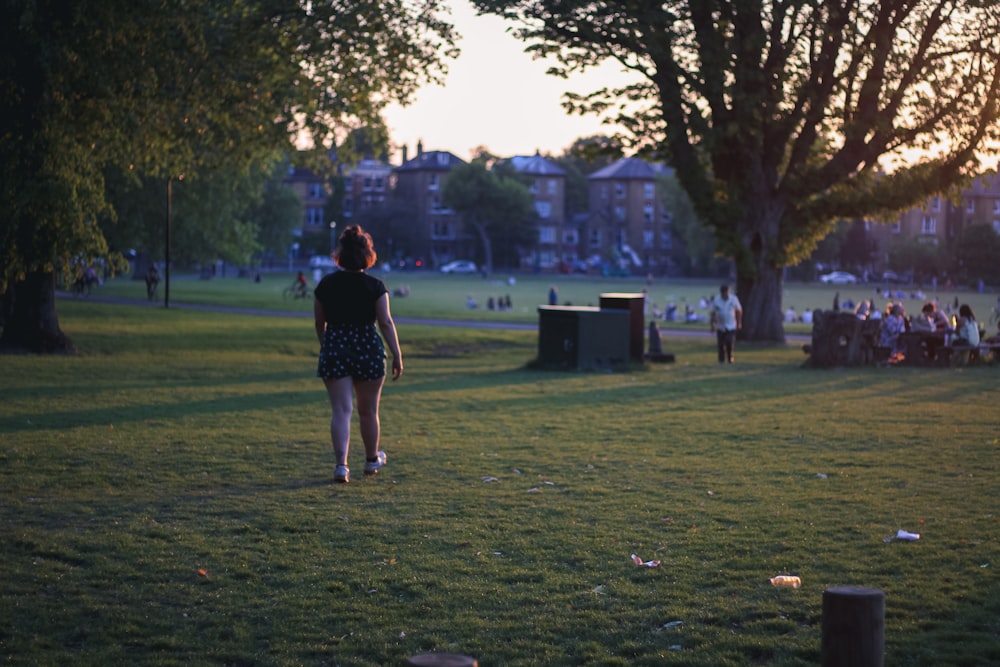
top-left (537, 306), bottom-right (630, 370)
top-left (599, 292), bottom-right (646, 363)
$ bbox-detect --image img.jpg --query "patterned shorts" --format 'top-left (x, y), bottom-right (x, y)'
top-left (317, 323), bottom-right (386, 381)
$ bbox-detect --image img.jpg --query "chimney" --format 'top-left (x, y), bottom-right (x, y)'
top-left (401, 144), bottom-right (408, 164)
top-left (417, 139), bottom-right (424, 156)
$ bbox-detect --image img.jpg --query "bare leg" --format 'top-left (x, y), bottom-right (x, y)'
top-left (324, 376), bottom-right (354, 465)
top-left (353, 376), bottom-right (385, 459)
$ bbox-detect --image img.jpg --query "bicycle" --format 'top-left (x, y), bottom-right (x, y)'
top-left (283, 284), bottom-right (310, 300)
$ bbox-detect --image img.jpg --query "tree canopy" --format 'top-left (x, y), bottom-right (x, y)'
top-left (443, 161), bottom-right (538, 274)
top-left (475, 0), bottom-right (1000, 341)
top-left (0, 0), bottom-right (456, 352)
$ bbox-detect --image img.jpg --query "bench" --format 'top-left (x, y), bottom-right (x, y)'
top-left (942, 341), bottom-right (1000, 366)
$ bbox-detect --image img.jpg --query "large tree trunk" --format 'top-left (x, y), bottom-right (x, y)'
top-left (737, 265), bottom-right (786, 343)
top-left (472, 220), bottom-right (493, 276)
top-left (0, 270), bottom-right (76, 354)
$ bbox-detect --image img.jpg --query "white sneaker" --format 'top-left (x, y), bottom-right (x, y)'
top-left (334, 465), bottom-right (350, 483)
top-left (364, 451), bottom-right (387, 476)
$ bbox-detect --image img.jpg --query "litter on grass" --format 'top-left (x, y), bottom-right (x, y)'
top-left (631, 553), bottom-right (661, 568)
top-left (769, 575), bottom-right (801, 588)
top-left (481, 476), bottom-right (500, 483)
top-left (885, 529), bottom-right (920, 542)
top-left (658, 621), bottom-right (684, 630)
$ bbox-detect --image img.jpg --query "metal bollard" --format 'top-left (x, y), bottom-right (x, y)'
top-left (821, 586), bottom-right (885, 667)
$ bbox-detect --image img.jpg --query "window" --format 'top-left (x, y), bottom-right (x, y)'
top-left (993, 220), bottom-right (1000, 234)
top-left (660, 230), bottom-right (672, 249)
top-left (363, 177), bottom-right (372, 191)
top-left (308, 183), bottom-right (324, 199)
top-left (966, 199), bottom-right (975, 213)
top-left (890, 220), bottom-right (901, 233)
top-left (600, 184), bottom-right (608, 201)
top-left (539, 226), bottom-right (556, 244)
top-left (642, 230), bottom-right (654, 249)
top-left (535, 201), bottom-right (552, 219)
top-left (643, 204), bottom-right (654, 223)
top-left (374, 177), bottom-right (384, 191)
top-left (615, 182), bottom-right (625, 198)
top-left (530, 179), bottom-right (539, 194)
top-left (432, 222), bottom-right (452, 238)
top-left (428, 174), bottom-right (439, 191)
top-left (921, 216), bottom-right (936, 234)
top-left (644, 183), bottom-right (655, 199)
top-left (614, 205), bottom-right (625, 221)
top-left (430, 195), bottom-right (442, 212)
top-left (588, 229), bottom-right (602, 248)
top-left (547, 179), bottom-right (558, 195)
top-left (562, 229), bottom-right (578, 245)
top-left (931, 196), bottom-right (941, 212)
top-left (306, 207), bottom-right (324, 226)
top-left (993, 199), bottom-right (1000, 213)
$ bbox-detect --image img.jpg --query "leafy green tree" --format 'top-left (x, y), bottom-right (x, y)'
top-left (839, 222), bottom-right (878, 274)
top-left (350, 199), bottom-right (423, 267)
top-left (248, 165), bottom-right (304, 265)
top-left (1, 0), bottom-right (455, 352)
top-left (475, 0), bottom-right (1000, 341)
top-left (103, 162), bottom-right (300, 273)
top-left (657, 172), bottom-right (723, 276)
top-left (887, 237), bottom-right (945, 284)
top-left (442, 162), bottom-right (537, 275)
top-left (950, 224), bottom-right (1000, 285)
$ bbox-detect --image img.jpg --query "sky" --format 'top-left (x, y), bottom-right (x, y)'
top-left (381, 1), bottom-right (635, 165)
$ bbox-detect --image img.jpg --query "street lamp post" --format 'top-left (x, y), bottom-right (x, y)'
top-left (329, 221), bottom-right (337, 255)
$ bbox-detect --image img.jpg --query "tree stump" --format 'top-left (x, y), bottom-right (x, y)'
top-left (405, 653), bottom-right (478, 667)
top-left (807, 311), bottom-right (881, 367)
top-left (821, 586), bottom-right (885, 667)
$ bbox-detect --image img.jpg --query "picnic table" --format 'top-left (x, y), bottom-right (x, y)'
top-left (897, 331), bottom-right (948, 366)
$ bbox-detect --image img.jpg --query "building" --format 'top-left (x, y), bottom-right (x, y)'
top-left (393, 142), bottom-right (467, 264)
top-left (283, 164), bottom-right (331, 257)
top-left (866, 170), bottom-right (1000, 270)
top-left (342, 158), bottom-right (394, 223)
top-left (507, 152), bottom-right (568, 270)
top-left (584, 157), bottom-right (675, 274)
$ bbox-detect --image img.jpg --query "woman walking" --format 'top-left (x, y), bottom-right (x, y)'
top-left (314, 225), bottom-right (403, 483)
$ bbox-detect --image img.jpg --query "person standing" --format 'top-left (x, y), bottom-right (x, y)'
top-left (314, 226), bottom-right (403, 484)
top-left (710, 284), bottom-right (743, 364)
top-left (144, 264), bottom-right (160, 301)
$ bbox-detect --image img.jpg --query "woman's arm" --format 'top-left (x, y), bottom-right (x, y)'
top-left (314, 298), bottom-right (326, 343)
top-left (375, 293), bottom-right (403, 379)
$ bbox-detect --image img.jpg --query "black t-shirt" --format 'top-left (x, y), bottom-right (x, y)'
top-left (313, 271), bottom-right (387, 326)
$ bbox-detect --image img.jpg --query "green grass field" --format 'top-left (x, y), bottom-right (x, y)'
top-left (1, 278), bottom-right (998, 666)
top-left (94, 269), bottom-right (1000, 338)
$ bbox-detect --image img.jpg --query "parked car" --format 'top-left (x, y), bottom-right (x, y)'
top-left (819, 271), bottom-right (859, 284)
top-left (308, 255), bottom-right (336, 269)
top-left (440, 260), bottom-right (478, 274)
top-left (881, 270), bottom-right (907, 284)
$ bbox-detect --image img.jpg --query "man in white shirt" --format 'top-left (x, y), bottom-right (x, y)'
top-left (710, 284), bottom-right (743, 364)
